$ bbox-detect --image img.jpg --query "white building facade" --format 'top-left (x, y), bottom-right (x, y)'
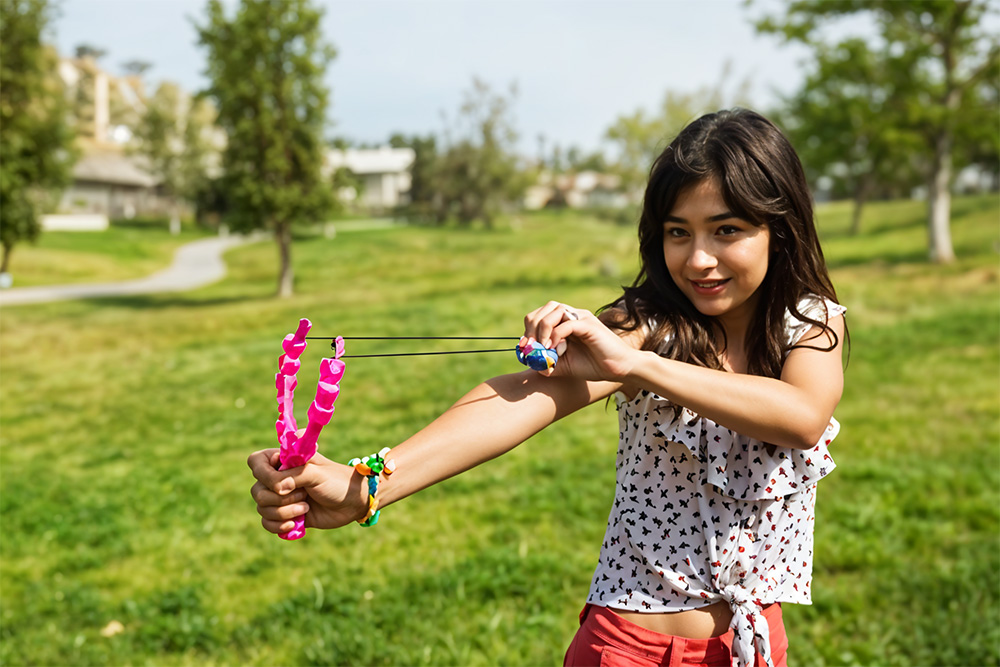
top-left (326, 147), bottom-right (415, 211)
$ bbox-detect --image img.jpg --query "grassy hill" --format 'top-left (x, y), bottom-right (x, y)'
top-left (1, 195), bottom-right (997, 665)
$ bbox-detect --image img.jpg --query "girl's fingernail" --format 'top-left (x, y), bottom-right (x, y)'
top-left (556, 341), bottom-right (567, 355)
top-left (542, 340), bottom-right (551, 349)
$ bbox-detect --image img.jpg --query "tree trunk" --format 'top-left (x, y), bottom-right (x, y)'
top-left (927, 36), bottom-right (961, 264)
top-left (850, 172), bottom-right (873, 236)
top-left (927, 129), bottom-right (956, 263)
top-left (0, 243), bottom-right (11, 275)
top-left (276, 221), bottom-right (294, 298)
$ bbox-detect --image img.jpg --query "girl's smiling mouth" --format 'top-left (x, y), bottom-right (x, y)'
top-left (691, 278), bottom-right (730, 293)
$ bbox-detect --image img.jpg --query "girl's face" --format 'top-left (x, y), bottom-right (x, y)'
top-left (663, 178), bottom-right (771, 334)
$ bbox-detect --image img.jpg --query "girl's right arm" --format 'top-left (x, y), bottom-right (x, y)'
top-left (248, 370), bottom-right (621, 535)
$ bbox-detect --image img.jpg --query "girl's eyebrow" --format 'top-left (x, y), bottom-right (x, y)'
top-left (664, 211), bottom-right (736, 223)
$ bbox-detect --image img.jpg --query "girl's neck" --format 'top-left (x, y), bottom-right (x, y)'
top-left (720, 342), bottom-right (749, 374)
top-left (711, 288), bottom-right (763, 364)
top-left (712, 318), bottom-right (752, 374)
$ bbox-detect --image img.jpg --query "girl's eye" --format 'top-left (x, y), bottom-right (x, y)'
top-left (665, 227), bottom-right (688, 238)
top-left (718, 225), bottom-right (741, 236)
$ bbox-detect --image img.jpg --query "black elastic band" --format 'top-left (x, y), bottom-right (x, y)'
top-left (343, 348), bottom-right (512, 359)
top-left (306, 336), bottom-right (518, 341)
top-left (304, 335), bottom-right (520, 357)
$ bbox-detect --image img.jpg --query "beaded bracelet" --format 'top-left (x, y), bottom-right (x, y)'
top-left (348, 447), bottom-right (396, 527)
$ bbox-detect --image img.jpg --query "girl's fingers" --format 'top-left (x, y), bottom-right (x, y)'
top-left (247, 449), bottom-right (295, 493)
top-left (251, 481), bottom-right (307, 508)
top-left (524, 301), bottom-right (588, 349)
top-left (547, 309), bottom-right (595, 351)
top-left (261, 517), bottom-right (297, 535)
top-left (256, 499), bottom-right (310, 522)
top-left (523, 301), bottom-right (562, 346)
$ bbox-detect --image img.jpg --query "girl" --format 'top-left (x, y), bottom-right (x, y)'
top-left (248, 108), bottom-right (846, 667)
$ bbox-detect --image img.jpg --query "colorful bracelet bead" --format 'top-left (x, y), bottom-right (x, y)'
top-left (348, 447), bottom-right (396, 527)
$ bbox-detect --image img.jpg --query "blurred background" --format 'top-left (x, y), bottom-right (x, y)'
top-left (1, 1), bottom-right (997, 665)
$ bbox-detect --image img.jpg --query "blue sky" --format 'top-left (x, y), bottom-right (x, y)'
top-left (52, 0), bottom-right (817, 155)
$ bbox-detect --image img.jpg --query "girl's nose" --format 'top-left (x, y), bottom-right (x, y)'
top-left (687, 245), bottom-right (717, 271)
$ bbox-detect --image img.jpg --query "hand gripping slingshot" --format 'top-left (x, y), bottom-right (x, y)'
top-left (273, 323), bottom-right (561, 540)
top-left (274, 319), bottom-right (345, 540)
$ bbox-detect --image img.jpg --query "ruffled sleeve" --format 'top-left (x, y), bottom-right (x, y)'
top-left (785, 296), bottom-right (846, 349)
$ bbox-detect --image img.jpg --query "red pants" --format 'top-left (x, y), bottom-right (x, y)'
top-left (564, 603), bottom-right (788, 667)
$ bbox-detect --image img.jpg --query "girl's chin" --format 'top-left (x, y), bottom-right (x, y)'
top-left (693, 303), bottom-right (730, 317)
top-left (685, 291), bottom-right (728, 310)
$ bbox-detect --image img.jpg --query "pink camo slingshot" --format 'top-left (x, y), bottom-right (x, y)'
top-left (274, 318), bottom-right (345, 540)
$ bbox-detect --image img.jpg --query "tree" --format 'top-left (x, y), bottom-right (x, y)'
top-left (605, 65), bottom-right (752, 198)
top-left (130, 81), bottom-right (217, 234)
top-left (570, 149), bottom-right (609, 173)
top-left (121, 60), bottom-right (152, 77)
top-left (0, 0), bottom-right (77, 275)
top-left (73, 43), bottom-right (106, 60)
top-left (433, 78), bottom-right (528, 227)
top-left (772, 38), bottom-right (925, 234)
top-left (755, 0), bottom-right (1000, 263)
top-left (389, 133), bottom-right (440, 223)
top-left (195, 0), bottom-right (336, 297)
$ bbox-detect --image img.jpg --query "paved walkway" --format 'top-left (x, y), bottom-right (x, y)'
top-left (0, 233), bottom-right (266, 307)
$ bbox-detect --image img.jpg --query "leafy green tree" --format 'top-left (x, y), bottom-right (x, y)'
top-left (605, 67), bottom-right (751, 198)
top-left (561, 145), bottom-right (609, 173)
top-left (389, 133), bottom-right (440, 223)
top-left (434, 78), bottom-right (529, 227)
top-left (130, 81), bottom-right (217, 234)
top-left (121, 60), bottom-right (152, 77)
top-left (329, 165), bottom-right (363, 211)
top-left (195, 0), bottom-right (336, 297)
top-left (388, 82), bottom-right (525, 227)
top-left (773, 38), bottom-right (925, 234)
top-left (755, 0), bottom-right (999, 263)
top-left (74, 43), bottom-right (106, 60)
top-left (0, 0), bottom-right (77, 275)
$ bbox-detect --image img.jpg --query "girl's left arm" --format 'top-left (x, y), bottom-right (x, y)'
top-left (528, 304), bottom-right (845, 450)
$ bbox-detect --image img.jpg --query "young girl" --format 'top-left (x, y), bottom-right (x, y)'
top-left (248, 108), bottom-right (846, 667)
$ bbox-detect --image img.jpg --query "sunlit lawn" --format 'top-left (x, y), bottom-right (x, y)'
top-left (1, 196), bottom-right (997, 666)
top-left (4, 218), bottom-right (211, 287)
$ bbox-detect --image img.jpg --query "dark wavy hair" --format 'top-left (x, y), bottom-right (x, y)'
top-left (605, 108), bottom-right (845, 380)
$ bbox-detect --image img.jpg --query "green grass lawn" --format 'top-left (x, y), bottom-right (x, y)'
top-left (1, 197), bottom-right (997, 666)
top-left (4, 219), bottom-right (212, 287)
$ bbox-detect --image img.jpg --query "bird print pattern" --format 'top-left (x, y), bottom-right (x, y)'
top-left (584, 296), bottom-right (846, 667)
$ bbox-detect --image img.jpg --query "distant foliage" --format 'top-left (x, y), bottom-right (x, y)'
top-left (755, 0), bottom-right (1000, 261)
top-left (0, 0), bottom-right (77, 274)
top-left (130, 81), bottom-right (217, 232)
top-left (389, 133), bottom-right (439, 222)
top-left (604, 65), bottom-right (752, 198)
top-left (396, 79), bottom-right (529, 227)
top-left (771, 37), bottom-right (927, 234)
top-left (195, 0), bottom-right (336, 297)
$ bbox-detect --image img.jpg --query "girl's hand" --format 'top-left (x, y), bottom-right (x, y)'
top-left (247, 447), bottom-right (368, 534)
top-left (521, 301), bottom-right (643, 382)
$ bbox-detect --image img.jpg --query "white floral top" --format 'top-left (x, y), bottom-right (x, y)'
top-left (585, 297), bottom-right (846, 667)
